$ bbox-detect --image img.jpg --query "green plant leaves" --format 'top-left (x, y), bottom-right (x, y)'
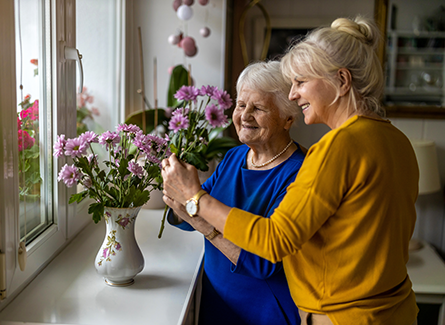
top-left (88, 202), bottom-right (104, 224)
top-left (167, 65), bottom-right (190, 108)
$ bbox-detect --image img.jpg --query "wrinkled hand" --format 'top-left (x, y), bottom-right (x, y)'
top-left (161, 154), bottom-right (202, 207)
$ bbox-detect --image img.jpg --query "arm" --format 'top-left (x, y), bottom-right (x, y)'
top-left (162, 154), bottom-right (231, 233)
top-left (168, 204), bottom-right (241, 264)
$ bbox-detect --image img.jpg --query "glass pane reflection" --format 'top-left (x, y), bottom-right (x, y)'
top-left (16, 0), bottom-right (52, 243)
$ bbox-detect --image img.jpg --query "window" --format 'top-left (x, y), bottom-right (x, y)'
top-left (16, 0), bottom-right (53, 245)
top-left (0, 0), bottom-right (123, 308)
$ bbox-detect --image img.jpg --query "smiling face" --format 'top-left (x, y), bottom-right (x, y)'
top-left (233, 87), bottom-right (293, 148)
top-left (288, 76), bottom-right (339, 127)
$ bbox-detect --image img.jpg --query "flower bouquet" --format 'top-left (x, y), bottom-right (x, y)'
top-left (168, 85), bottom-right (233, 171)
top-left (54, 124), bottom-right (171, 223)
top-left (156, 84), bottom-right (235, 237)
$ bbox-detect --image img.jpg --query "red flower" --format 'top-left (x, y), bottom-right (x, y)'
top-left (17, 117), bottom-right (22, 129)
top-left (20, 100), bottom-right (39, 121)
top-left (18, 129), bottom-right (35, 151)
top-left (30, 59), bottom-right (38, 66)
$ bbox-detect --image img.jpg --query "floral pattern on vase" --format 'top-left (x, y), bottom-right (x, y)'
top-left (97, 230), bottom-right (122, 266)
top-left (95, 206), bottom-right (144, 286)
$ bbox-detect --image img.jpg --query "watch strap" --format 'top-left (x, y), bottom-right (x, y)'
top-left (192, 189), bottom-right (207, 202)
top-left (205, 227), bottom-right (221, 240)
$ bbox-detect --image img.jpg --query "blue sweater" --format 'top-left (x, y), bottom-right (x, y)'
top-left (170, 144), bottom-right (305, 325)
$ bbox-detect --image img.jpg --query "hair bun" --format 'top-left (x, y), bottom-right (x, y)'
top-left (331, 16), bottom-right (379, 49)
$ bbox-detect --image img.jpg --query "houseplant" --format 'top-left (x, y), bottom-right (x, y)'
top-left (54, 124), bottom-right (170, 286)
top-left (18, 95), bottom-right (41, 200)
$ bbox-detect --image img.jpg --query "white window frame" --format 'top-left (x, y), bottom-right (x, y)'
top-left (0, 0), bottom-right (94, 309)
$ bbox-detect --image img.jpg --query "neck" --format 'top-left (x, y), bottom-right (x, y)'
top-left (249, 138), bottom-right (294, 169)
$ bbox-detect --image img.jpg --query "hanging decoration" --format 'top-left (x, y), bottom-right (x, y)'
top-left (168, 0), bottom-right (212, 58)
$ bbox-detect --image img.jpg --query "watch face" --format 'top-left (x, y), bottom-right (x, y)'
top-left (186, 200), bottom-right (198, 216)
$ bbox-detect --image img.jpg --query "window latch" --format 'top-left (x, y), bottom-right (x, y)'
top-left (64, 46), bottom-right (84, 94)
top-left (18, 242), bottom-right (27, 272)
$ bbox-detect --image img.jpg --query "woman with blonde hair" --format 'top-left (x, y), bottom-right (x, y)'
top-left (162, 16), bottom-right (419, 325)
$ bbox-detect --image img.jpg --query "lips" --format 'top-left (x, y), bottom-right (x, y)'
top-left (301, 103), bottom-right (310, 112)
top-left (242, 124), bottom-right (258, 129)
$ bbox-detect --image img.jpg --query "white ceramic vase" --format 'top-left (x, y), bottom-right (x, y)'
top-left (95, 206), bottom-right (144, 286)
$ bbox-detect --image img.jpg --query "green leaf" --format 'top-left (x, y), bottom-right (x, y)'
top-left (133, 189), bottom-right (150, 207)
top-left (167, 65), bottom-right (190, 108)
top-left (118, 158), bottom-right (129, 178)
top-left (181, 151), bottom-right (209, 172)
top-left (169, 143), bottom-right (179, 155)
top-left (204, 137), bottom-right (238, 160)
top-left (88, 202), bottom-right (104, 223)
top-left (69, 191), bottom-right (87, 204)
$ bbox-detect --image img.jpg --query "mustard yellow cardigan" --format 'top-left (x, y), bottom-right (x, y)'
top-left (224, 116), bottom-right (419, 325)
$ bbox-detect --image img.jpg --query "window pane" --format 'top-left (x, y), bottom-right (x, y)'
top-left (16, 0), bottom-right (52, 243)
top-left (76, 0), bottom-right (120, 135)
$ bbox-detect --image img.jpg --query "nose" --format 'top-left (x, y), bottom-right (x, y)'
top-left (241, 106), bottom-right (253, 121)
top-left (288, 84), bottom-right (300, 101)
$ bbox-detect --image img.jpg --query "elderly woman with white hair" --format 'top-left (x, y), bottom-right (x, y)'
top-left (167, 60), bottom-right (305, 325)
top-left (162, 16), bottom-right (419, 325)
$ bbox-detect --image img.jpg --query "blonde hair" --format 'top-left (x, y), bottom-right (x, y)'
top-left (236, 61), bottom-right (301, 124)
top-left (281, 16), bottom-right (385, 116)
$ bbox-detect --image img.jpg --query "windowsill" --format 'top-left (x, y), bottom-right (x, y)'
top-left (0, 208), bottom-right (204, 325)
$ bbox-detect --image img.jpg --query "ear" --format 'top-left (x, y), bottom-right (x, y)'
top-left (337, 68), bottom-right (352, 97)
top-left (284, 115), bottom-right (294, 131)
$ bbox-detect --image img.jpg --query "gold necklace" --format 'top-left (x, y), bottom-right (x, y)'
top-left (250, 140), bottom-right (293, 168)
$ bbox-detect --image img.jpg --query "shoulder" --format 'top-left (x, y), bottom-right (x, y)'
top-left (212, 144), bottom-right (247, 172)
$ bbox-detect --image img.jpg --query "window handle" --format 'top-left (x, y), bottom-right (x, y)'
top-left (64, 46), bottom-right (84, 93)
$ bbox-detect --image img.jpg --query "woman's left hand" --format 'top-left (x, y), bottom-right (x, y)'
top-left (161, 154), bottom-right (202, 206)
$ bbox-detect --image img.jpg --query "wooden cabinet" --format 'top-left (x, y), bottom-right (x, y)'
top-left (385, 31), bottom-right (445, 106)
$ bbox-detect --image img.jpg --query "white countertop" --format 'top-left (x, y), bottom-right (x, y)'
top-left (407, 242), bottom-right (445, 295)
top-left (0, 209), bottom-right (204, 325)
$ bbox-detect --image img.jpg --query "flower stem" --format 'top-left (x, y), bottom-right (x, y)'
top-left (158, 204), bottom-right (169, 239)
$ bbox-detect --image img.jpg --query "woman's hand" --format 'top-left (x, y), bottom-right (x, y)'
top-left (161, 154), bottom-right (202, 206)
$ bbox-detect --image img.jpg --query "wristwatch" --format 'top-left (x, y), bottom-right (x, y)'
top-left (185, 189), bottom-right (208, 217)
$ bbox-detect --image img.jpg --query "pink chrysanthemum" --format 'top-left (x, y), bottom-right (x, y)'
top-left (174, 85), bottom-right (200, 102)
top-left (199, 85), bottom-right (217, 97)
top-left (212, 89), bottom-right (233, 110)
top-left (128, 161), bottom-right (144, 179)
top-left (64, 137), bottom-right (88, 158)
top-left (57, 164), bottom-right (82, 188)
top-left (205, 104), bottom-right (228, 127)
top-left (80, 131), bottom-right (98, 144)
top-left (53, 134), bottom-right (67, 157)
top-left (172, 107), bottom-right (190, 117)
top-left (169, 114), bottom-right (189, 133)
top-left (99, 131), bottom-right (121, 150)
top-left (117, 123), bottom-right (141, 134)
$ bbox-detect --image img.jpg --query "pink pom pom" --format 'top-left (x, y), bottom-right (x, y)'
top-left (200, 27), bottom-right (211, 37)
top-left (181, 36), bottom-right (196, 50)
top-left (173, 0), bottom-right (181, 11)
top-left (168, 34), bottom-right (180, 45)
top-left (184, 45), bottom-right (198, 57)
